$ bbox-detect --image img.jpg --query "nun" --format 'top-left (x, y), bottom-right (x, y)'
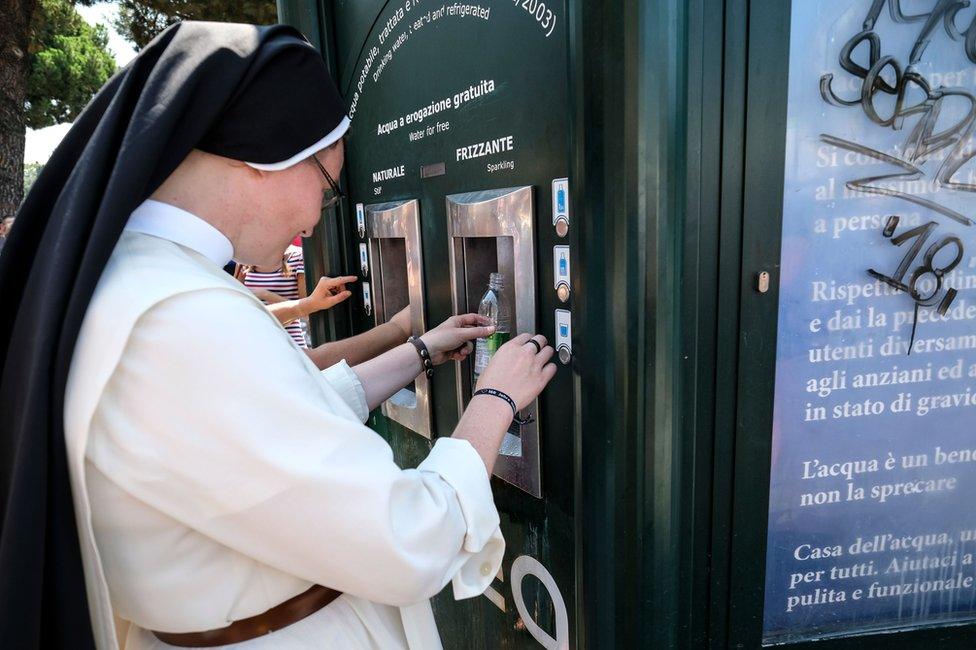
top-left (0, 22), bottom-right (556, 649)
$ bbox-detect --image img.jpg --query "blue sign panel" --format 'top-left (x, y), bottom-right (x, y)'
top-left (765, 1), bottom-right (976, 644)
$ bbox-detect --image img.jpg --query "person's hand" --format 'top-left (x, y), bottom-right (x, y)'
top-left (420, 314), bottom-right (494, 365)
top-left (390, 306), bottom-right (411, 339)
top-left (302, 276), bottom-right (356, 314)
top-left (474, 333), bottom-right (557, 409)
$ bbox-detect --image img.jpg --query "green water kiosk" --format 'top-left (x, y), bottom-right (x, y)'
top-left (277, 1), bottom-right (976, 647)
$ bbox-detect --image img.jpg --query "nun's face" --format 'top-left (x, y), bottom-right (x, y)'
top-left (251, 142), bottom-right (345, 265)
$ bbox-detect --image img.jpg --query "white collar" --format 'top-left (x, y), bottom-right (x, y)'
top-left (125, 200), bottom-right (234, 267)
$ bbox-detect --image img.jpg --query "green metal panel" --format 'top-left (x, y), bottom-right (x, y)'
top-left (706, 0), bottom-right (749, 647)
top-left (724, 0), bottom-right (792, 644)
top-left (559, 0), bottom-right (729, 647)
top-left (571, 0), bottom-right (693, 644)
top-left (567, 0), bottom-right (644, 643)
top-left (680, 0), bottom-right (733, 646)
top-left (640, 0), bottom-right (689, 644)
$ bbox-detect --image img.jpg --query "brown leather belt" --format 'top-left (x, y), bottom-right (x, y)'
top-left (152, 585), bottom-right (342, 647)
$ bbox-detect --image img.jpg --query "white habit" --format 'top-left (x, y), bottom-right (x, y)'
top-left (63, 200), bottom-right (505, 649)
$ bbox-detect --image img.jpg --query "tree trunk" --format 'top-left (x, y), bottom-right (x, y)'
top-left (0, 0), bottom-right (35, 221)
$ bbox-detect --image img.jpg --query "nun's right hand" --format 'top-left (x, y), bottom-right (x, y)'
top-left (474, 333), bottom-right (557, 409)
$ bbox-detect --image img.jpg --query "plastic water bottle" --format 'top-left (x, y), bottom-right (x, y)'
top-left (473, 272), bottom-right (511, 385)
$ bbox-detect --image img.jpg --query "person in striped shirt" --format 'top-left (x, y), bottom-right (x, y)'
top-left (237, 245), bottom-right (344, 347)
top-left (237, 244), bottom-right (412, 366)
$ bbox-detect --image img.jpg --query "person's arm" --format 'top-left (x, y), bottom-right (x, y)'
top-left (453, 333), bottom-right (556, 474)
top-left (249, 287), bottom-right (287, 304)
top-left (304, 306), bottom-right (411, 369)
top-left (349, 318), bottom-right (557, 473)
top-left (263, 275), bottom-right (356, 326)
top-left (352, 343), bottom-right (426, 410)
top-left (352, 314), bottom-right (494, 410)
top-left (263, 298), bottom-right (311, 325)
top-left (305, 320), bottom-right (407, 368)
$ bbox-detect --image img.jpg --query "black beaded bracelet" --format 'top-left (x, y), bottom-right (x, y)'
top-left (407, 336), bottom-right (434, 378)
top-left (473, 388), bottom-right (534, 426)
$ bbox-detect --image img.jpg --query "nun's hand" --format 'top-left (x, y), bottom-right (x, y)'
top-left (303, 276), bottom-right (356, 314)
top-left (475, 334), bottom-right (556, 409)
top-left (420, 314), bottom-right (494, 365)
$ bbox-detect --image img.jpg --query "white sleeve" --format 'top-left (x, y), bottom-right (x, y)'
top-left (86, 288), bottom-right (503, 606)
top-left (320, 361), bottom-right (369, 423)
top-left (418, 438), bottom-right (505, 598)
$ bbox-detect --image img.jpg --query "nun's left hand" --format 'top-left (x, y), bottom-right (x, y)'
top-left (420, 314), bottom-right (494, 365)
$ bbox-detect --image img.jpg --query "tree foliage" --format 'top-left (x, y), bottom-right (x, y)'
top-left (25, 0), bottom-right (117, 129)
top-left (23, 162), bottom-right (44, 194)
top-left (114, 1), bottom-right (278, 50)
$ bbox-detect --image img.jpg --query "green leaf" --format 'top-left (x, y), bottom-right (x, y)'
top-left (24, 162), bottom-right (45, 195)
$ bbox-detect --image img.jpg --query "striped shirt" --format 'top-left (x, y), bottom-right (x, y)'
top-left (241, 247), bottom-right (308, 347)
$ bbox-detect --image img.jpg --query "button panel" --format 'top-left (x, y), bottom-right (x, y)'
top-left (551, 178), bottom-right (570, 238)
top-left (356, 203), bottom-right (366, 238)
top-left (555, 308), bottom-right (571, 365)
top-left (553, 245), bottom-right (570, 303)
top-left (362, 281), bottom-right (373, 316)
top-left (359, 243), bottom-right (369, 277)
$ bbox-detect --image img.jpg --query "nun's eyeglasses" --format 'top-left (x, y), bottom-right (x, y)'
top-left (309, 154), bottom-right (344, 210)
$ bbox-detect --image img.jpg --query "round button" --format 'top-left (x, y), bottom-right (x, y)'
top-left (554, 217), bottom-right (569, 238)
top-left (480, 563), bottom-right (493, 577)
top-left (556, 282), bottom-right (570, 303)
top-left (558, 346), bottom-right (572, 365)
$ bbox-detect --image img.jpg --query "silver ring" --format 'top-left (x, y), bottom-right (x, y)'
top-left (528, 339), bottom-right (542, 353)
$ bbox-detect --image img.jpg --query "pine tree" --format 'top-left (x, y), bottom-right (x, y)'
top-left (1, 0), bottom-right (114, 219)
top-left (114, 0), bottom-right (278, 50)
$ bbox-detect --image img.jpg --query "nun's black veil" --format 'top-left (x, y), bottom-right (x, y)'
top-left (0, 21), bottom-right (345, 647)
